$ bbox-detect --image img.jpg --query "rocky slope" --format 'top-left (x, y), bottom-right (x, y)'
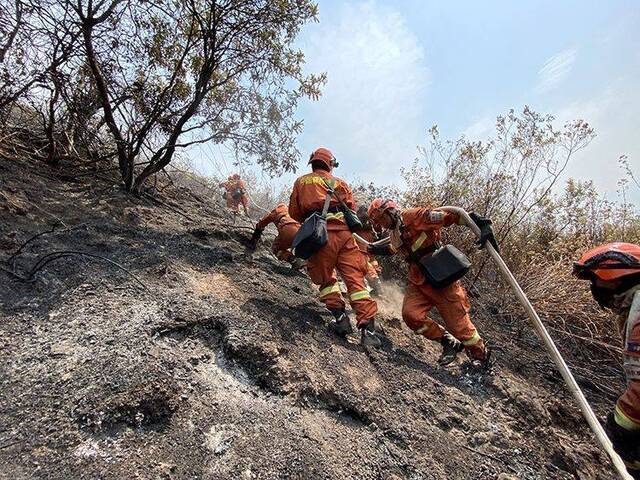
top-left (0, 158), bottom-right (620, 479)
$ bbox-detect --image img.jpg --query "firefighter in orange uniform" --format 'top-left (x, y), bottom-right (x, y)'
top-left (366, 198), bottom-right (494, 365)
top-left (247, 203), bottom-right (304, 269)
top-left (289, 148), bottom-right (380, 347)
top-left (573, 243), bottom-right (640, 478)
top-left (219, 174), bottom-right (249, 215)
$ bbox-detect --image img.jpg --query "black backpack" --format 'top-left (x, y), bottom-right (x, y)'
top-left (231, 187), bottom-right (244, 200)
top-left (291, 180), bottom-right (335, 259)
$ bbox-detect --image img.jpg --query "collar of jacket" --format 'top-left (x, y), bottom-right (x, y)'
top-left (613, 285), bottom-right (640, 315)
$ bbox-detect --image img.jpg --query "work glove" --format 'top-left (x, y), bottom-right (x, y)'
top-left (469, 212), bottom-right (499, 252)
top-left (247, 228), bottom-right (263, 251)
top-left (368, 244), bottom-right (394, 256)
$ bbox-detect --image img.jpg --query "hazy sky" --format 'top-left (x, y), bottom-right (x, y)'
top-left (194, 0), bottom-right (640, 202)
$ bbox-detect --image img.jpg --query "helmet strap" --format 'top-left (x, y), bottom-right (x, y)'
top-left (590, 284), bottom-right (615, 309)
top-left (388, 208), bottom-right (401, 229)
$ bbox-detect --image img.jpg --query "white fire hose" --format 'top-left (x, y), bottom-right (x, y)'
top-left (353, 233), bottom-right (390, 247)
top-left (355, 206), bottom-right (632, 479)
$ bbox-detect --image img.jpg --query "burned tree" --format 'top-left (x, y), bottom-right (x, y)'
top-left (69, 0), bottom-right (324, 193)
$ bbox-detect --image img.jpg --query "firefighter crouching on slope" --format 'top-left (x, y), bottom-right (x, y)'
top-left (289, 148), bottom-right (381, 347)
top-left (246, 203), bottom-right (305, 270)
top-left (573, 242), bottom-right (640, 478)
top-left (366, 199), bottom-right (495, 365)
top-left (356, 205), bottom-right (384, 297)
top-left (219, 174), bottom-right (249, 216)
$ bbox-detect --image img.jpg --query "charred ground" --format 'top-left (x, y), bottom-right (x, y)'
top-left (0, 158), bottom-right (623, 479)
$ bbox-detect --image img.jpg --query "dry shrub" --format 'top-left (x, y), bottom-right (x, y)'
top-left (355, 108), bottom-right (639, 400)
top-left (504, 261), bottom-right (621, 353)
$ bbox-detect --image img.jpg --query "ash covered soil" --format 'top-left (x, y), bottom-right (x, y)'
top-left (0, 158), bottom-right (622, 479)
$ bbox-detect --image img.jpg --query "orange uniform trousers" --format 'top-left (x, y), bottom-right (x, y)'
top-left (272, 223), bottom-right (299, 262)
top-left (307, 230), bottom-right (377, 326)
top-left (617, 380), bottom-right (640, 430)
top-left (226, 193), bottom-right (249, 213)
top-left (402, 280), bottom-right (485, 359)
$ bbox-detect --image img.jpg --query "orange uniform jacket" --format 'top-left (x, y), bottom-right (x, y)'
top-left (222, 179), bottom-right (246, 196)
top-left (289, 169), bottom-right (355, 231)
top-left (617, 290), bottom-right (640, 429)
top-left (255, 203), bottom-right (299, 259)
top-left (256, 203), bottom-right (299, 231)
top-left (393, 207), bottom-right (460, 285)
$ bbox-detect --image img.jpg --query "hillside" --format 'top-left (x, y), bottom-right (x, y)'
top-left (0, 157), bottom-right (620, 479)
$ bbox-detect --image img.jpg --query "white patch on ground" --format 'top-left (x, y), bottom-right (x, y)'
top-left (73, 440), bottom-right (113, 461)
top-left (204, 424), bottom-right (237, 455)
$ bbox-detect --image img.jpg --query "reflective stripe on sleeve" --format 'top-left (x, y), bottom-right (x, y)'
top-left (411, 232), bottom-right (428, 252)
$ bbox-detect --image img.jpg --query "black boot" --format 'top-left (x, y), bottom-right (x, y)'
top-left (438, 332), bottom-right (464, 365)
top-left (328, 310), bottom-right (353, 337)
top-left (605, 413), bottom-right (640, 477)
top-left (288, 257), bottom-right (307, 271)
top-left (477, 344), bottom-right (493, 371)
top-left (360, 320), bottom-right (381, 347)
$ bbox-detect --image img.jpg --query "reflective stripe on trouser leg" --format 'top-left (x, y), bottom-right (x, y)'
top-left (415, 324), bottom-right (428, 334)
top-left (464, 336), bottom-right (486, 361)
top-left (350, 289), bottom-right (371, 302)
top-left (414, 321), bottom-right (445, 340)
top-left (334, 232), bottom-right (377, 325)
top-left (402, 283), bottom-right (444, 340)
top-left (615, 403), bottom-right (640, 431)
top-left (462, 330), bottom-right (481, 346)
top-left (320, 283), bottom-right (341, 298)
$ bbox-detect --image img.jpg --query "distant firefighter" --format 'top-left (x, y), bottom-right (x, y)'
top-left (220, 174), bottom-right (249, 215)
top-left (574, 242), bottom-right (640, 478)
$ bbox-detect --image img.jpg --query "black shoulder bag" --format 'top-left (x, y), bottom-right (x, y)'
top-left (417, 244), bottom-right (471, 289)
top-left (291, 181), bottom-right (334, 259)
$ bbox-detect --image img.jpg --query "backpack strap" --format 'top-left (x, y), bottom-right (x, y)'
top-left (323, 178), bottom-right (352, 209)
top-left (321, 179), bottom-right (336, 217)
